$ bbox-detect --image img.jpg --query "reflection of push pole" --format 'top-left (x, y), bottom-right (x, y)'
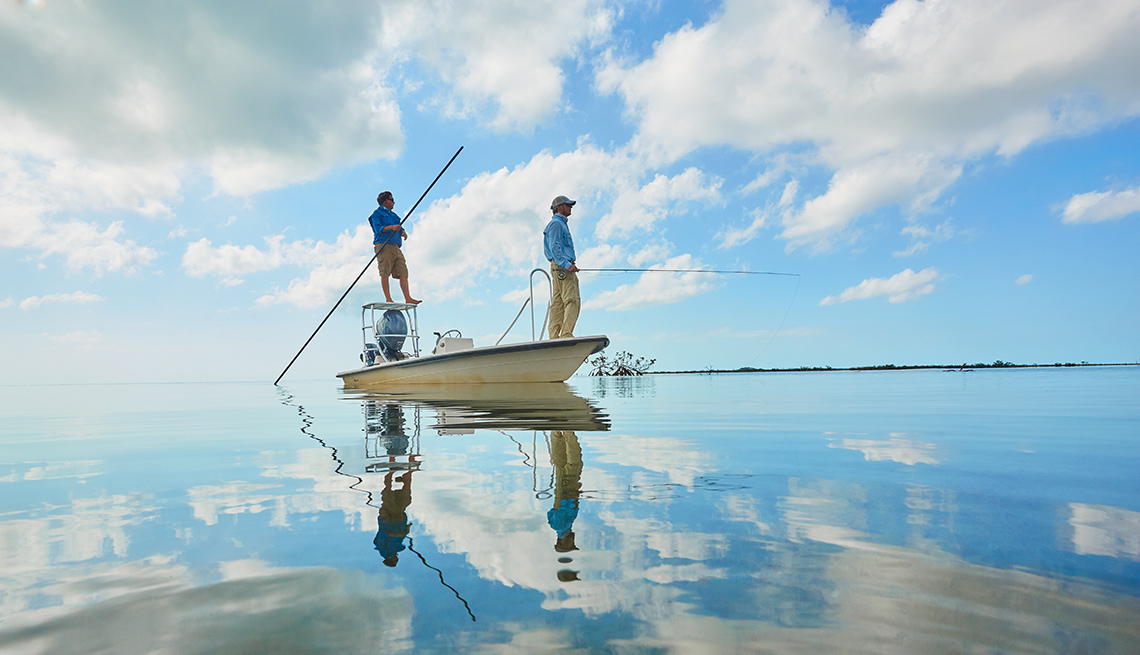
top-left (375, 470), bottom-right (413, 567)
top-left (548, 430), bottom-right (583, 555)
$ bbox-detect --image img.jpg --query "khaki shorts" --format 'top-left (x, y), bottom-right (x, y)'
top-left (375, 243), bottom-right (409, 278)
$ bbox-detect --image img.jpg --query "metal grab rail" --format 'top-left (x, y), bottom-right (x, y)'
top-left (530, 268), bottom-right (552, 341)
top-left (361, 302), bottom-right (421, 364)
top-left (495, 268), bottom-right (552, 345)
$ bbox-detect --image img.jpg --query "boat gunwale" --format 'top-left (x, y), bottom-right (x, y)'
top-left (336, 335), bottom-right (609, 379)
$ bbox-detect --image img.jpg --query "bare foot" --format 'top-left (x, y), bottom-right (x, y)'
top-left (406, 298), bottom-right (422, 305)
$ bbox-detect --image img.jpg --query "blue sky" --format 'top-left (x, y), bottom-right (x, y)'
top-left (2, 0), bottom-right (1138, 384)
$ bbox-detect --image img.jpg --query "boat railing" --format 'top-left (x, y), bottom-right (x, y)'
top-left (361, 302), bottom-right (421, 364)
top-left (495, 268), bottom-right (552, 345)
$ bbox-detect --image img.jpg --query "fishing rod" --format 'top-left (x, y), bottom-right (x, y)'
top-left (274, 146), bottom-right (464, 385)
top-left (577, 267), bottom-right (799, 277)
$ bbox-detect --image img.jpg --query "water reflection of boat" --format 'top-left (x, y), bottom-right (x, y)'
top-left (337, 301), bottom-right (608, 387)
top-left (345, 382), bottom-right (610, 433)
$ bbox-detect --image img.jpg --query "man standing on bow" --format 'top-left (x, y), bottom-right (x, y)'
top-left (543, 195), bottom-right (579, 339)
top-left (369, 191), bottom-right (421, 305)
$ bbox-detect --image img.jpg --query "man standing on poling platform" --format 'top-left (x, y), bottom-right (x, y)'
top-left (369, 191), bottom-right (421, 305)
top-left (543, 195), bottom-right (579, 339)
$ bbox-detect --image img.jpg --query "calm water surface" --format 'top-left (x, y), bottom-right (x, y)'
top-left (2, 368), bottom-right (1138, 653)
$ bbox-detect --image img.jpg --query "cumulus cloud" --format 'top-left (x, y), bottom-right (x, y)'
top-left (600, 0), bottom-right (1140, 249)
top-left (379, 0), bottom-right (614, 131)
top-left (1062, 186), bottom-right (1140, 224)
top-left (0, 0), bottom-right (401, 274)
top-left (820, 267), bottom-right (939, 306)
top-left (20, 291), bottom-right (104, 310)
top-left (181, 230), bottom-right (373, 286)
top-left (0, 141), bottom-right (168, 275)
top-left (584, 255), bottom-right (717, 311)
top-left (594, 167), bottom-right (723, 239)
top-left (181, 227), bottom-right (377, 308)
top-left (1015, 274), bottom-right (1033, 286)
top-left (0, 1), bottom-right (400, 191)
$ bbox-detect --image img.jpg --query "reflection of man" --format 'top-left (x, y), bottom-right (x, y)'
top-left (547, 430), bottom-right (583, 556)
top-left (374, 469), bottom-right (413, 567)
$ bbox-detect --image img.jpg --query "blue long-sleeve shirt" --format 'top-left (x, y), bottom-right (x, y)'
top-left (369, 206), bottom-right (402, 247)
top-left (543, 213), bottom-right (576, 269)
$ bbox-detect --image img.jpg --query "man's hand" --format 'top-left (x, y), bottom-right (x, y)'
top-left (568, 263), bottom-right (579, 273)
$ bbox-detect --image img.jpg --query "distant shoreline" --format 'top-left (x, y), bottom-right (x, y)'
top-left (653, 362), bottom-right (1140, 375)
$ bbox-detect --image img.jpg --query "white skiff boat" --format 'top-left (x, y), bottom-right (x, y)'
top-left (337, 295), bottom-right (608, 388)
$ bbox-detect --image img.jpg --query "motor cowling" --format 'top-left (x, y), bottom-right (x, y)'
top-left (377, 309), bottom-right (407, 359)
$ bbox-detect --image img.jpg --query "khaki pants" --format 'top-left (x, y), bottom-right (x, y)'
top-left (548, 261), bottom-right (580, 339)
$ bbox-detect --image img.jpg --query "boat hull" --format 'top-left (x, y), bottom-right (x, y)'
top-left (337, 335), bottom-right (609, 387)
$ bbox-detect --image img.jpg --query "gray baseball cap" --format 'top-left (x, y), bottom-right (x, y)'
top-left (551, 195), bottom-right (576, 210)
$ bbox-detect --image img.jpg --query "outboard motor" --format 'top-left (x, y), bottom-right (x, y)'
top-left (377, 309), bottom-right (407, 361)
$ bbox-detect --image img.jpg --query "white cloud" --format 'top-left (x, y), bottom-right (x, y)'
top-left (0, 145), bottom-right (168, 275)
top-left (1062, 186), bottom-right (1140, 224)
top-left (894, 219), bottom-right (956, 257)
top-left (182, 236), bottom-right (286, 282)
top-left (779, 180), bottom-right (799, 207)
top-left (240, 229), bottom-right (377, 308)
top-left (717, 206), bottom-right (772, 250)
top-left (0, 2), bottom-right (402, 192)
top-left (379, 0), bottom-right (613, 131)
top-left (819, 267), bottom-right (939, 306)
top-left (782, 152), bottom-right (961, 251)
top-left (0, 1), bottom-right (402, 274)
top-left (584, 255), bottom-right (717, 311)
top-left (1015, 274), bottom-right (1033, 286)
top-left (600, 0), bottom-right (1140, 249)
top-left (594, 167), bottom-right (723, 239)
top-left (178, 227), bottom-right (385, 308)
top-left (0, 298), bottom-right (12, 308)
top-left (628, 242), bottom-right (673, 267)
top-left (19, 291), bottom-right (104, 310)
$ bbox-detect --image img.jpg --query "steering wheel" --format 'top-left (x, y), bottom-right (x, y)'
top-left (434, 329), bottom-right (463, 347)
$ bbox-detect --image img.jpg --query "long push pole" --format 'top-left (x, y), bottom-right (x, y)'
top-left (274, 146), bottom-right (463, 385)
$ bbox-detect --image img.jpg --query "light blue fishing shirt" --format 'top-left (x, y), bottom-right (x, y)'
top-left (543, 213), bottom-right (576, 269)
top-left (369, 205), bottom-right (402, 247)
